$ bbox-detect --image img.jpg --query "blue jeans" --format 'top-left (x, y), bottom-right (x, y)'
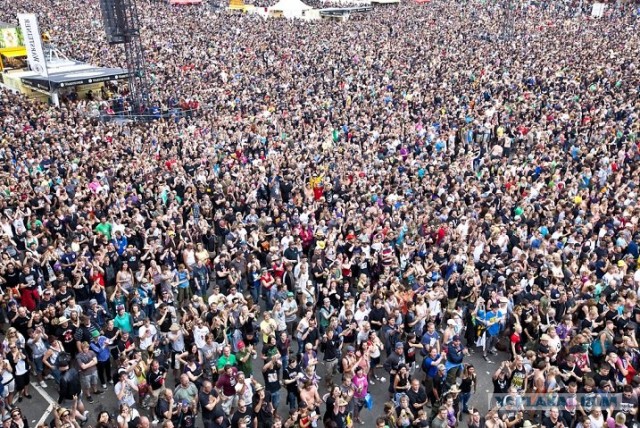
top-left (270, 390), bottom-right (281, 411)
top-left (460, 392), bottom-right (471, 412)
top-left (250, 283), bottom-right (260, 304)
top-left (32, 356), bottom-right (45, 375)
top-left (286, 391), bottom-right (298, 410)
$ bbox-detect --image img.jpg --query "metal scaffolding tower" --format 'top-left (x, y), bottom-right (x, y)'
top-left (99, 0), bottom-right (151, 114)
top-left (501, 0), bottom-right (516, 40)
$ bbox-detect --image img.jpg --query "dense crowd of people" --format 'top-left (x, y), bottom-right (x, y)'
top-left (0, 0), bottom-right (639, 427)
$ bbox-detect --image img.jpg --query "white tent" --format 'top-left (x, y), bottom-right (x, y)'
top-left (269, 0), bottom-right (313, 18)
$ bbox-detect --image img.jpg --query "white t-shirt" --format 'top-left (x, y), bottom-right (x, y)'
top-left (283, 300), bottom-right (298, 323)
top-left (115, 381), bottom-right (136, 407)
top-left (138, 325), bottom-right (158, 351)
top-left (193, 326), bottom-right (210, 349)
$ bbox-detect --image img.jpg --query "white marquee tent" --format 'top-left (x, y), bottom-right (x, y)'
top-left (268, 0), bottom-right (313, 18)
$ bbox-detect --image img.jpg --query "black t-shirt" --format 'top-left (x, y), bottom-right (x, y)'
top-left (509, 366), bottom-right (527, 391)
top-left (305, 327), bottom-right (320, 348)
top-left (541, 415), bottom-right (569, 428)
top-left (199, 389), bottom-right (219, 420)
top-left (56, 289), bottom-right (74, 305)
top-left (211, 417), bottom-right (230, 428)
top-left (155, 397), bottom-right (170, 421)
top-left (12, 315), bottom-right (30, 337)
top-left (368, 307), bottom-right (386, 330)
top-left (620, 393), bottom-right (639, 417)
top-left (283, 365), bottom-right (302, 393)
top-left (177, 407), bottom-right (196, 428)
top-left (56, 325), bottom-right (77, 353)
top-left (148, 367), bottom-right (166, 390)
top-left (4, 270), bottom-right (20, 288)
top-left (253, 391), bottom-right (273, 424)
top-left (493, 376), bottom-right (509, 394)
top-left (263, 367), bottom-right (280, 393)
top-left (406, 388), bottom-right (427, 416)
top-left (230, 408), bottom-right (254, 428)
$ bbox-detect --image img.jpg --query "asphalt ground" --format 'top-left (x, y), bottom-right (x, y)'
top-left (20, 343), bottom-right (503, 427)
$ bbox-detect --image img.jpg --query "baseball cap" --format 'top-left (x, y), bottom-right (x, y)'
top-left (395, 342), bottom-right (404, 349)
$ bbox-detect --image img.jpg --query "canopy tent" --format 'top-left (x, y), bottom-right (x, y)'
top-left (319, 5), bottom-right (372, 16)
top-left (21, 66), bottom-right (131, 91)
top-left (169, 0), bottom-right (203, 5)
top-left (269, 0), bottom-right (312, 18)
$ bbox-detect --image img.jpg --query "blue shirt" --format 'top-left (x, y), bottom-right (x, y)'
top-left (477, 310), bottom-right (503, 336)
top-left (89, 336), bottom-right (111, 362)
top-left (177, 271), bottom-right (189, 289)
top-left (422, 354), bottom-right (441, 378)
top-left (420, 331), bottom-right (440, 354)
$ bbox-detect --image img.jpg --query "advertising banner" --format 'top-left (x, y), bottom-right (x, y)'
top-left (17, 13), bottom-right (48, 77)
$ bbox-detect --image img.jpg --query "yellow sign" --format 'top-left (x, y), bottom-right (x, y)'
top-left (0, 27), bottom-right (23, 49)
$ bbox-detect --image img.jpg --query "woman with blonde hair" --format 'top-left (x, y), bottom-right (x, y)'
top-left (0, 359), bottom-right (14, 420)
top-left (6, 339), bottom-right (30, 401)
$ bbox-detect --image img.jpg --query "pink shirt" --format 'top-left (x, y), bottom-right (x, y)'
top-left (352, 374), bottom-right (368, 399)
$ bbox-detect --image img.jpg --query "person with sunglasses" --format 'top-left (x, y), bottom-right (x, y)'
top-left (52, 405), bottom-right (81, 428)
top-left (8, 408), bottom-right (27, 428)
top-left (5, 340), bottom-right (30, 402)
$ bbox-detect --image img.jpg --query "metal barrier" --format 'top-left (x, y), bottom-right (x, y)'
top-left (97, 107), bottom-right (201, 122)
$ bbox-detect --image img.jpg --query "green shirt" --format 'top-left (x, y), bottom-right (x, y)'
top-left (236, 349), bottom-right (252, 377)
top-left (216, 353), bottom-right (237, 371)
top-left (113, 313), bottom-right (133, 334)
top-left (95, 222), bottom-right (113, 240)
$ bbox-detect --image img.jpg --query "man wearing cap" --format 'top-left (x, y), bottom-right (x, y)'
top-left (252, 383), bottom-right (274, 428)
top-left (56, 316), bottom-right (77, 357)
top-left (87, 299), bottom-right (107, 329)
top-left (38, 289), bottom-right (57, 311)
top-left (445, 335), bottom-right (469, 383)
top-left (89, 329), bottom-right (112, 389)
top-left (115, 369), bottom-right (139, 407)
top-left (178, 399), bottom-right (197, 428)
top-left (383, 342), bottom-right (406, 379)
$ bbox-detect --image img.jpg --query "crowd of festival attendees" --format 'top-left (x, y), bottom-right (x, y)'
top-left (0, 0), bottom-right (639, 427)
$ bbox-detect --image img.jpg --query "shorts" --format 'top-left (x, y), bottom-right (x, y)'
top-left (32, 356), bottom-right (45, 375)
top-left (81, 372), bottom-right (100, 389)
top-left (2, 380), bottom-right (15, 397)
